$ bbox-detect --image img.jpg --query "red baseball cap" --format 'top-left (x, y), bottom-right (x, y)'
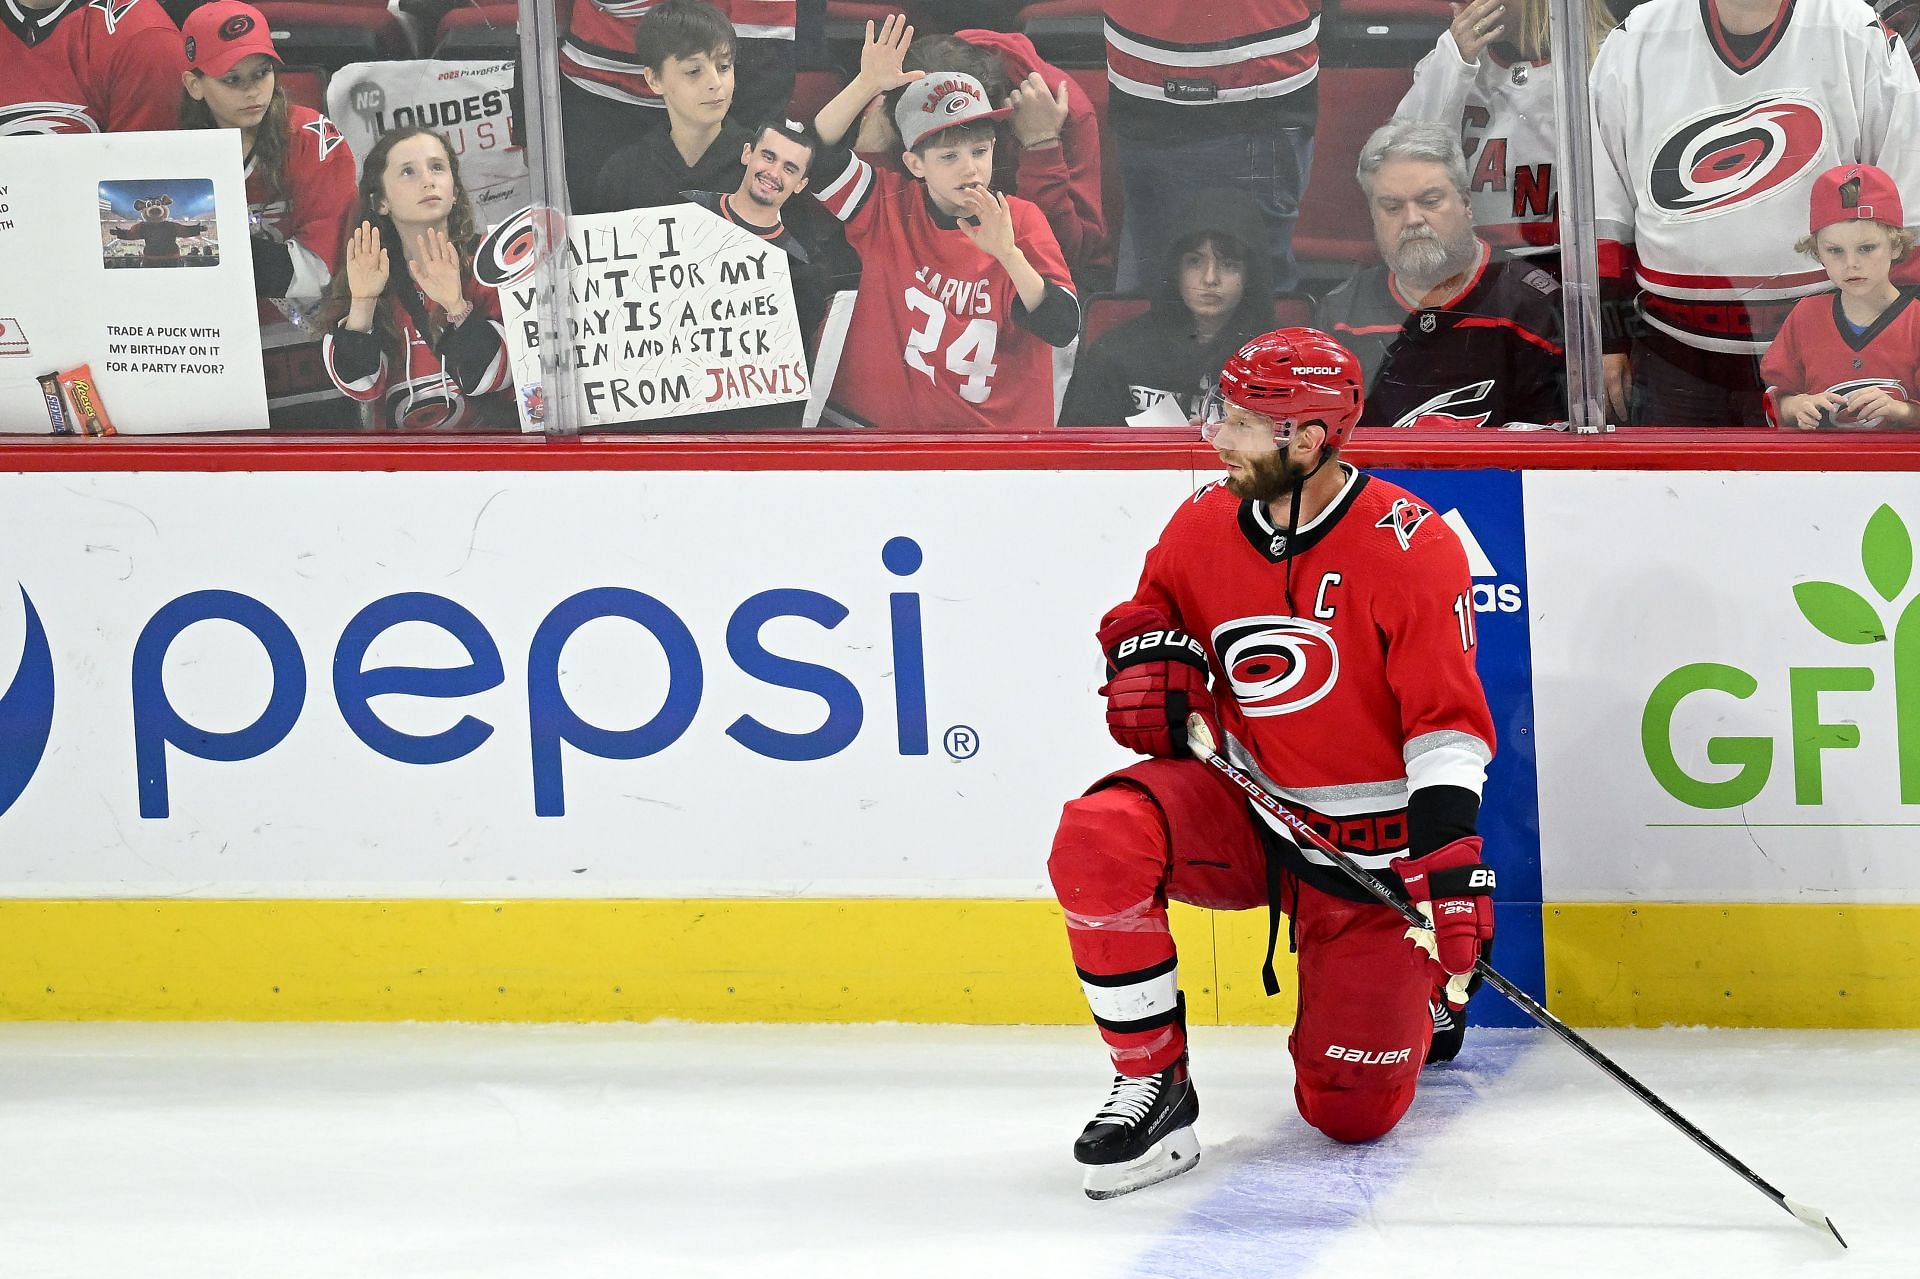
top-left (183, 1), bottom-right (281, 77)
top-left (1808, 164), bottom-right (1905, 235)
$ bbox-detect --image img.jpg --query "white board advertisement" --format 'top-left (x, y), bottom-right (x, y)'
top-left (0, 468), bottom-right (1197, 898)
top-left (492, 204), bottom-right (808, 431)
top-left (0, 131), bottom-right (268, 434)
top-left (1527, 471), bottom-right (1920, 903)
top-left (326, 59), bottom-right (528, 228)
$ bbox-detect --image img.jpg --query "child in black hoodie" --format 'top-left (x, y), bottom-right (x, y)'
top-left (1059, 192), bottom-right (1274, 427)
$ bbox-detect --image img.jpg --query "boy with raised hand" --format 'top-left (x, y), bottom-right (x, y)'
top-left (808, 15), bottom-right (1079, 431)
top-left (585, 0), bottom-right (750, 215)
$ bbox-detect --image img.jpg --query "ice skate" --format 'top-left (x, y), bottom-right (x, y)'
top-left (1074, 1057), bottom-right (1200, 1200)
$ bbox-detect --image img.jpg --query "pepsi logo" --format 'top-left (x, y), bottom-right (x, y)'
top-left (0, 587), bottom-right (56, 819)
top-left (1650, 96), bottom-right (1826, 216)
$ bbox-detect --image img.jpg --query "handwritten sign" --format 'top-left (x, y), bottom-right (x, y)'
top-left (493, 204), bottom-right (807, 431)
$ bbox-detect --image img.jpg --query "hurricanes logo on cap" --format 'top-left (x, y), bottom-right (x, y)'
top-left (1213, 616), bottom-right (1341, 717)
top-left (220, 13), bottom-right (256, 39)
top-left (1649, 95), bottom-right (1826, 216)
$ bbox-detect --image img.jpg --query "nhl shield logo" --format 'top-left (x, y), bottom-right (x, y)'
top-left (1419, 312), bottom-right (1437, 334)
top-left (1270, 533), bottom-right (1288, 557)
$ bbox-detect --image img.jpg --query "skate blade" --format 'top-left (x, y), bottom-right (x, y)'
top-left (1081, 1126), bottom-right (1200, 1200)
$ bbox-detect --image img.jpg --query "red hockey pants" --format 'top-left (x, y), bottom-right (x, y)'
top-left (1048, 757), bottom-right (1439, 1144)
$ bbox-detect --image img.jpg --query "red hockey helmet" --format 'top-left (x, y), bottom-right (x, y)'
top-left (1211, 327), bottom-right (1365, 450)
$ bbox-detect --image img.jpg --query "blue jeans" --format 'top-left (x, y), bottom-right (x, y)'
top-left (1114, 126), bottom-right (1315, 293)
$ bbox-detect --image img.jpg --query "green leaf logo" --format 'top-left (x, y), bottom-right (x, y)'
top-left (1794, 581), bottom-right (1885, 644)
top-left (1862, 504), bottom-right (1913, 603)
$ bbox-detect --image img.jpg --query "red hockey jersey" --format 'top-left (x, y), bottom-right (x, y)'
top-left (1103, 0), bottom-right (1321, 132)
top-left (1113, 468), bottom-right (1495, 893)
top-left (812, 150), bottom-right (1076, 431)
top-left (1, 0), bottom-right (185, 135)
top-left (560, 0), bottom-right (794, 105)
top-left (247, 105), bottom-right (357, 303)
top-left (322, 263), bottom-right (514, 431)
top-left (1760, 286), bottom-right (1920, 427)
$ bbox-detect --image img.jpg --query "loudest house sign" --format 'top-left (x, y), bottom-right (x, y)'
top-left (492, 204), bottom-right (808, 430)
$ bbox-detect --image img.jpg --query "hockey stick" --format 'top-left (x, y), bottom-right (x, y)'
top-left (1185, 715), bottom-right (1846, 1248)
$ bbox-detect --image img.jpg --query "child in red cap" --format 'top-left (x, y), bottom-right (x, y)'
top-left (1762, 164), bottom-right (1920, 430)
top-left (178, 0), bottom-right (357, 319)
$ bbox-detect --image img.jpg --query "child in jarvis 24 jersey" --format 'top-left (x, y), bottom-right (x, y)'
top-left (1763, 163), bottom-right (1920, 429)
top-left (807, 28), bottom-right (1078, 430)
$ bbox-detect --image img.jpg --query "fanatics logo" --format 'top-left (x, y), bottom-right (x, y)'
top-left (0, 318), bottom-right (28, 357)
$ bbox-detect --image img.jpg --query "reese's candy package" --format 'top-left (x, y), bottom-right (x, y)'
top-left (35, 372), bottom-right (73, 434)
top-left (57, 364), bottom-right (117, 436)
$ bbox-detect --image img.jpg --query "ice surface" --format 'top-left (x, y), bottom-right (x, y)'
top-left (0, 1023), bottom-right (1908, 1277)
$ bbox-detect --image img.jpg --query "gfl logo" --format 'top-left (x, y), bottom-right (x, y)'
top-left (0, 537), bottom-right (936, 821)
top-left (0, 586), bottom-right (56, 818)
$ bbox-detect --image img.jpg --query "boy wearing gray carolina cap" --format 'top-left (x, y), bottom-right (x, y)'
top-left (806, 15), bottom-right (1079, 431)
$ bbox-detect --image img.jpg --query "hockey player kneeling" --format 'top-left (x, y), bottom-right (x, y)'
top-left (1048, 328), bottom-right (1498, 1199)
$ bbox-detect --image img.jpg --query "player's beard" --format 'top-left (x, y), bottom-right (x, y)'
top-left (1223, 447), bottom-right (1308, 503)
top-left (1389, 223), bottom-right (1478, 292)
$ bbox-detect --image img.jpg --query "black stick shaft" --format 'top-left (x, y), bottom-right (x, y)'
top-left (1188, 734), bottom-right (1843, 1245)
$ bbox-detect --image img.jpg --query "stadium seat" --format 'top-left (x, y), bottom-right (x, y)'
top-left (1061, 66), bottom-right (1121, 249)
top-left (1320, 0), bottom-right (1448, 66)
top-left (1080, 293), bottom-right (1316, 347)
top-left (1292, 65), bottom-right (1411, 284)
top-left (257, 1), bottom-right (415, 70)
top-left (434, 4), bottom-right (520, 60)
top-left (788, 69), bottom-right (849, 129)
top-left (278, 65), bottom-right (329, 115)
top-left (1020, 0), bottom-right (1103, 67)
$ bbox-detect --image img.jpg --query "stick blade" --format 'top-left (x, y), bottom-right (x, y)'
top-left (1784, 1197), bottom-right (1846, 1248)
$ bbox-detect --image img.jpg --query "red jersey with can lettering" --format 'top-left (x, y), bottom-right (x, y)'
top-left (560, 0), bottom-right (794, 105)
top-left (1112, 468), bottom-right (1495, 897)
top-left (1, 0), bottom-right (185, 135)
top-left (1760, 286), bottom-right (1920, 426)
top-left (811, 149), bottom-right (1076, 430)
top-left (248, 105), bottom-right (358, 304)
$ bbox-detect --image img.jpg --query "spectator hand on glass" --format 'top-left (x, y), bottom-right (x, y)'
top-left (1449, 0), bottom-right (1507, 63)
top-left (407, 226), bottom-right (469, 321)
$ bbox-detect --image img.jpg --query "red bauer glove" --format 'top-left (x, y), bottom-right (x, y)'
top-left (1096, 606), bottom-right (1219, 759)
top-left (1397, 835), bottom-right (1496, 1004)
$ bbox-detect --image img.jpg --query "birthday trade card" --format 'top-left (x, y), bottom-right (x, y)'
top-left (0, 130), bottom-right (265, 433)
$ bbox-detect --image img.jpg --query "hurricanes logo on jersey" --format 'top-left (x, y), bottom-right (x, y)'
top-left (1375, 497), bottom-right (1433, 551)
top-left (1213, 616), bottom-right (1340, 717)
top-left (1820, 377), bottom-right (1907, 428)
top-left (89, 0), bottom-right (140, 33)
top-left (1393, 380), bottom-right (1495, 430)
top-left (0, 102), bottom-right (98, 136)
top-left (1649, 96), bottom-right (1827, 216)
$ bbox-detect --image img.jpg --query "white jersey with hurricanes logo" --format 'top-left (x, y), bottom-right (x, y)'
top-left (1591, 0), bottom-right (1920, 353)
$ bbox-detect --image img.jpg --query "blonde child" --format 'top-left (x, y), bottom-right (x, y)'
top-left (1763, 164), bottom-right (1920, 430)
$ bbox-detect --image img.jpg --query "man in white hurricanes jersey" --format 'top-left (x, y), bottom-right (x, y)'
top-left (1591, 0), bottom-right (1920, 424)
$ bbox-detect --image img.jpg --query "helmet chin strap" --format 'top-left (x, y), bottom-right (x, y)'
top-left (1280, 422), bottom-right (1334, 618)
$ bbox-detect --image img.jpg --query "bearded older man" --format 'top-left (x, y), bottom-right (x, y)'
top-left (1314, 119), bottom-right (1566, 429)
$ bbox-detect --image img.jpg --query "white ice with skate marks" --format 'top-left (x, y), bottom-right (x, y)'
top-left (0, 1024), bottom-right (1909, 1278)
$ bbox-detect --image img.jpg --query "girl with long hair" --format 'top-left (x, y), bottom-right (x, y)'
top-left (178, 1), bottom-right (356, 315)
top-left (322, 127), bottom-right (515, 431)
